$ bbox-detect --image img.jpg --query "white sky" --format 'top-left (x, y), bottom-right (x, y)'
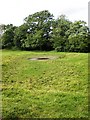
top-left (0, 0), bottom-right (89, 26)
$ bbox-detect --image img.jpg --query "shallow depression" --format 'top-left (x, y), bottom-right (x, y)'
top-left (28, 56), bottom-right (57, 61)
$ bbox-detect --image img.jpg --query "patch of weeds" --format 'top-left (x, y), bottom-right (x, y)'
top-left (58, 54), bottom-right (66, 59)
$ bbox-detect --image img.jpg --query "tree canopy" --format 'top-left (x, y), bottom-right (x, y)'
top-left (0, 10), bottom-right (89, 52)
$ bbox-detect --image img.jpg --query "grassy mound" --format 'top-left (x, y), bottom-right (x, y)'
top-left (1, 50), bottom-right (88, 119)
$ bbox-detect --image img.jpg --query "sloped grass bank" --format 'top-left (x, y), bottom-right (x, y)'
top-left (1, 50), bottom-right (88, 119)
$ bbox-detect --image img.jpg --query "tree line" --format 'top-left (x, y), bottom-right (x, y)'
top-left (0, 10), bottom-right (89, 52)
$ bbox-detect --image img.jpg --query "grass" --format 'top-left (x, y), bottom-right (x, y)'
top-left (1, 49), bottom-right (88, 119)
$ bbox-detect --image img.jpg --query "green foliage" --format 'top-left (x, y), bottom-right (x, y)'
top-left (0, 11), bottom-right (89, 52)
top-left (24, 10), bottom-right (54, 50)
top-left (52, 15), bottom-right (71, 52)
top-left (66, 21), bottom-right (88, 52)
top-left (1, 24), bottom-right (16, 49)
top-left (14, 23), bottom-right (29, 49)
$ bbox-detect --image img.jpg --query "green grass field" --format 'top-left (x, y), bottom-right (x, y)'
top-left (1, 50), bottom-right (88, 119)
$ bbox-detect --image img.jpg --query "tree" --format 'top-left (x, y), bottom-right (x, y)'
top-left (52, 15), bottom-right (71, 51)
top-left (24, 10), bottom-right (54, 50)
top-left (14, 23), bottom-right (29, 49)
top-left (0, 24), bottom-right (6, 49)
top-left (1, 11), bottom-right (89, 53)
top-left (13, 10), bottom-right (54, 50)
top-left (0, 24), bottom-right (6, 37)
top-left (1, 24), bottom-right (17, 49)
top-left (66, 20), bottom-right (88, 52)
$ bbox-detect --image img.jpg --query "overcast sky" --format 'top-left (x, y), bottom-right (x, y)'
top-left (0, 0), bottom-right (89, 26)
